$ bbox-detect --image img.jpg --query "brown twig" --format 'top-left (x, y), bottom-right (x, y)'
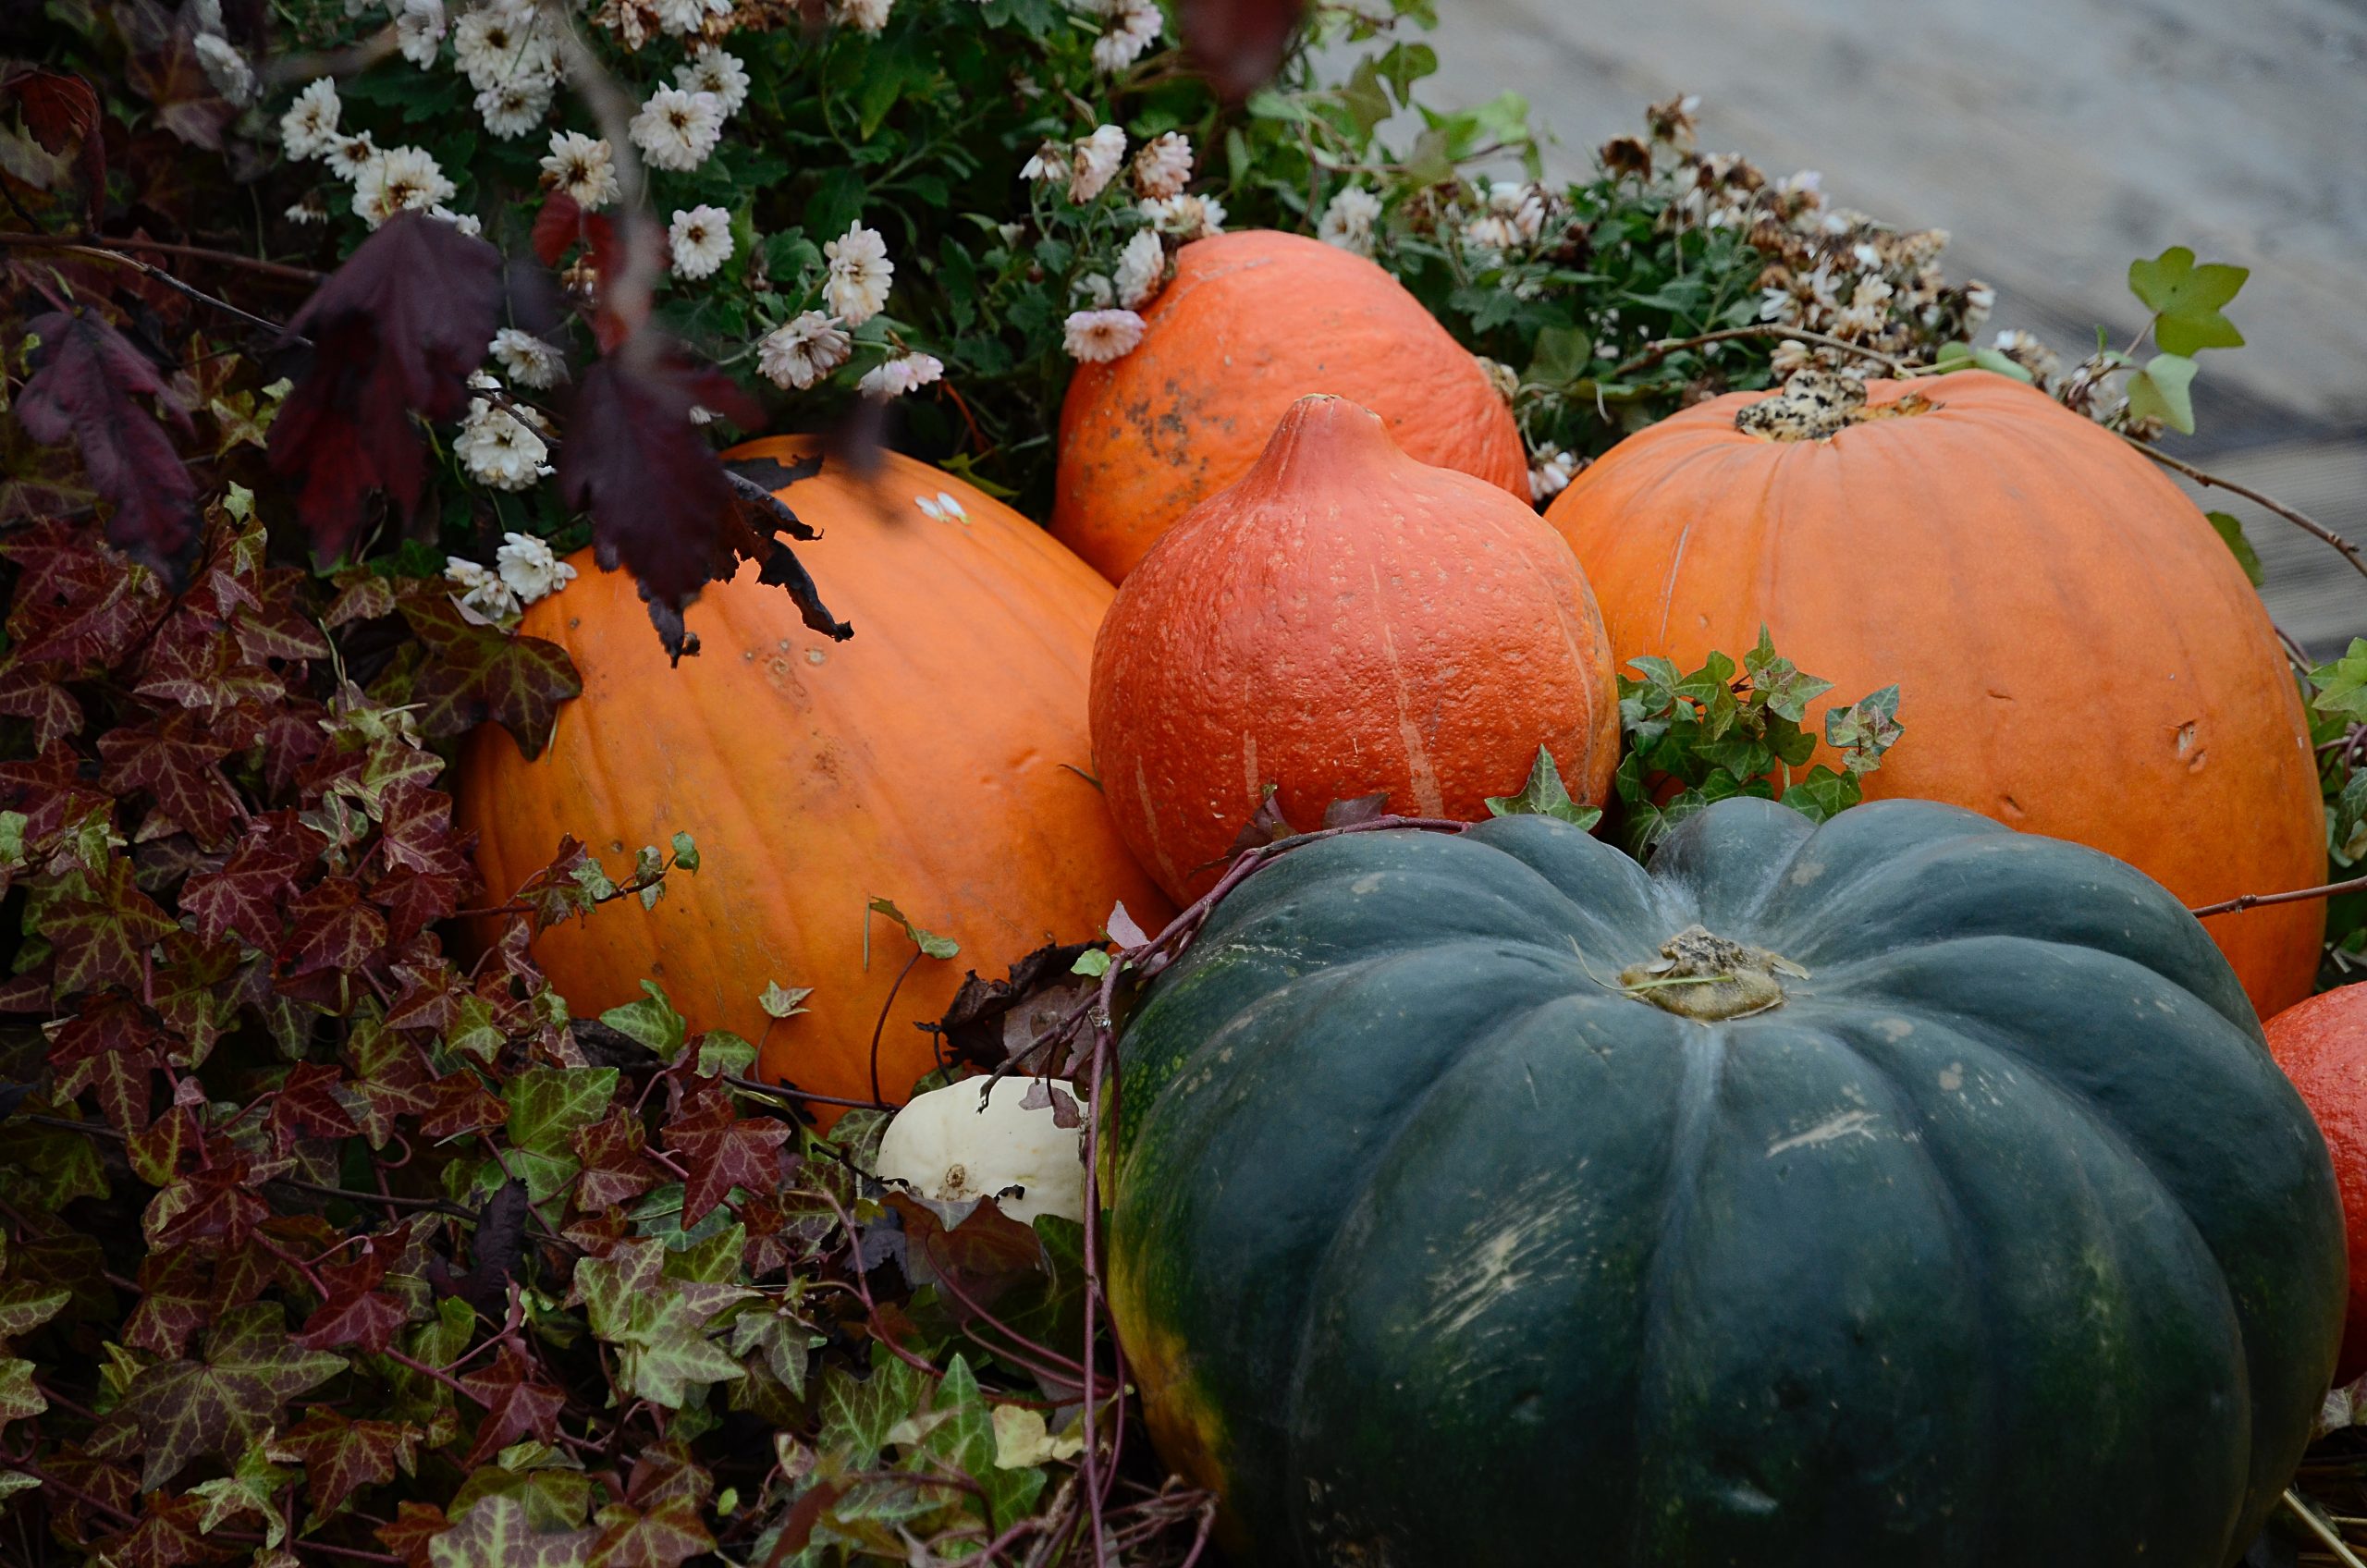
top-left (868, 948), bottom-right (925, 1109)
top-left (2189, 876), bottom-right (2367, 918)
top-left (2127, 438), bottom-right (2367, 583)
top-left (1612, 325), bottom-right (1907, 381)
top-left (0, 230), bottom-right (325, 284)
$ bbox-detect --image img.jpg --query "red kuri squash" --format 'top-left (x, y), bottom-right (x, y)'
top-left (1089, 394), bottom-right (1619, 904)
top-left (456, 438), bottom-right (1173, 1110)
top-left (2267, 983), bottom-right (2367, 1381)
top-left (1544, 369), bottom-right (2324, 1017)
top-left (1051, 230), bottom-right (1528, 583)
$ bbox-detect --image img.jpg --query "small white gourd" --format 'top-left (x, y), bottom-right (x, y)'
top-left (873, 1077), bottom-right (1085, 1226)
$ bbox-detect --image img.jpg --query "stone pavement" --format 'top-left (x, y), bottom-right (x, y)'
top-left (1404, 0), bottom-right (2367, 649)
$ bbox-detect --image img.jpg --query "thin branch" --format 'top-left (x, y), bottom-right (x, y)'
top-left (2127, 438), bottom-right (2367, 583)
top-left (2190, 875), bottom-right (2367, 919)
top-left (37, 243), bottom-right (300, 341)
top-left (0, 230), bottom-right (325, 284)
top-left (1612, 325), bottom-right (1907, 381)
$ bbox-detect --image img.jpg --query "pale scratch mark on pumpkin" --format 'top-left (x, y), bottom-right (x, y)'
top-left (1766, 1108), bottom-right (1880, 1157)
top-left (1369, 564), bottom-right (1444, 816)
top-left (1420, 1174), bottom-right (1584, 1340)
top-left (1134, 756), bottom-right (1180, 894)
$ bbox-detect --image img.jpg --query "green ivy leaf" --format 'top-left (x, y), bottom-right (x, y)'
top-left (1524, 324), bottom-right (1591, 387)
top-left (2125, 351), bottom-right (2200, 435)
top-left (1483, 747), bottom-right (1600, 829)
top-left (757, 981), bottom-right (812, 1020)
top-left (668, 831), bottom-right (699, 872)
top-left (926, 1355), bottom-right (1042, 1527)
top-left (690, 1030), bottom-right (757, 1077)
top-left (601, 982), bottom-right (689, 1059)
top-left (2312, 641), bottom-right (2367, 721)
top-left (1741, 627), bottom-right (1834, 722)
top-left (2127, 246), bottom-right (2248, 355)
top-left (1779, 767), bottom-right (1864, 824)
top-left (2205, 510), bottom-right (2264, 587)
top-left (428, 1493), bottom-right (597, 1568)
top-left (507, 1068), bottom-right (618, 1160)
top-left (866, 898), bottom-right (960, 962)
top-left (818, 1344), bottom-right (928, 1471)
top-left (1823, 685), bottom-right (1905, 775)
top-left (1070, 948), bottom-right (1113, 977)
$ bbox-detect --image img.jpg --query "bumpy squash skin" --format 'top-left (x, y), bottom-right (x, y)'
top-left (1541, 370), bottom-right (2324, 1019)
top-left (1052, 230), bottom-right (1529, 583)
top-left (2264, 984), bottom-right (2367, 1382)
top-left (1108, 798), bottom-right (2344, 1567)
top-left (456, 438), bottom-right (1173, 1113)
top-left (1089, 395), bottom-right (1619, 905)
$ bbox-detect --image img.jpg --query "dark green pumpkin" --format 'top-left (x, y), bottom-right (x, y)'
top-left (1106, 797), bottom-right (2344, 1567)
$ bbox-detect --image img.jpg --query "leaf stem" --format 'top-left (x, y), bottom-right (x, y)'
top-left (1611, 325), bottom-right (1907, 380)
top-left (2189, 875), bottom-right (2367, 918)
top-left (2124, 438), bottom-right (2367, 583)
top-left (0, 230), bottom-right (325, 283)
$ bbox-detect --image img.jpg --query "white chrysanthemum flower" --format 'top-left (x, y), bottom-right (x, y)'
top-left (286, 198), bottom-right (328, 224)
top-left (1020, 141), bottom-right (1069, 188)
top-left (280, 78), bottom-right (341, 159)
top-left (1091, 0), bottom-right (1160, 71)
top-left (452, 5), bottom-right (554, 91)
top-left (837, 0), bottom-right (891, 31)
top-left (857, 350), bottom-right (943, 398)
top-left (455, 398), bottom-right (547, 490)
top-left (489, 327), bottom-right (566, 388)
top-left (1062, 308), bottom-right (1145, 363)
top-left (1130, 131), bottom-right (1191, 199)
top-left (540, 130), bottom-right (619, 210)
top-left (675, 47), bottom-right (749, 116)
top-left (395, 0), bottom-right (447, 66)
top-left (1114, 227), bottom-right (1165, 310)
top-left (629, 86), bottom-right (723, 173)
top-left (668, 205), bottom-right (734, 280)
top-left (474, 76), bottom-right (552, 139)
top-left (351, 146), bottom-right (456, 227)
top-left (1139, 192), bottom-right (1223, 239)
top-left (190, 0), bottom-right (224, 33)
top-left (1073, 272), bottom-right (1114, 308)
top-left (1461, 213), bottom-right (1522, 254)
top-left (429, 204), bottom-right (484, 237)
top-left (823, 221), bottom-right (893, 325)
top-left (324, 129), bottom-right (377, 181)
top-left (194, 34), bottom-right (256, 104)
top-left (496, 531), bottom-right (577, 603)
top-left (1527, 448), bottom-right (1578, 504)
top-left (1962, 280), bottom-right (1996, 334)
top-left (1318, 186), bottom-right (1381, 255)
top-left (655, 0), bottom-right (731, 32)
top-left (757, 312), bottom-right (852, 390)
top-left (445, 557), bottom-right (519, 621)
top-left (1069, 124), bottom-right (1125, 202)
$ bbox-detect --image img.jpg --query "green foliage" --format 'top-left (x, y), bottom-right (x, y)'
top-left (1484, 746), bottom-right (1600, 829)
top-left (1613, 630), bottom-right (1903, 856)
top-left (2309, 643), bottom-right (2367, 971)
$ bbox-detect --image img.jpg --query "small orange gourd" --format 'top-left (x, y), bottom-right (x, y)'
top-left (1052, 229), bottom-right (1528, 583)
top-left (1089, 394), bottom-right (1619, 903)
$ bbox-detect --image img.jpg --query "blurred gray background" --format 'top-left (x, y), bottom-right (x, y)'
top-left (1409, 0), bottom-right (2367, 652)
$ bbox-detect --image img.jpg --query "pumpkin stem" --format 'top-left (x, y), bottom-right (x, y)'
top-left (1734, 370), bottom-right (1933, 441)
top-left (1617, 925), bottom-right (1805, 1021)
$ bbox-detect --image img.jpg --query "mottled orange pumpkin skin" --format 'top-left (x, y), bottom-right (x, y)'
top-left (1090, 395), bottom-right (1620, 904)
top-left (456, 438), bottom-right (1174, 1109)
top-left (1051, 229), bottom-right (1529, 584)
top-left (2266, 984), bottom-right (2367, 1382)
top-left (1544, 370), bottom-right (2324, 1017)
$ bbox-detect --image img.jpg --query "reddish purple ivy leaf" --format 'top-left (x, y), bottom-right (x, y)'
top-left (267, 213), bottom-right (502, 564)
top-left (18, 309), bottom-right (202, 578)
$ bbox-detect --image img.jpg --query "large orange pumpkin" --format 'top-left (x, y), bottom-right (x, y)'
top-left (1543, 369), bottom-right (2324, 1016)
top-left (1089, 394), bottom-right (1620, 904)
top-left (2265, 983), bottom-right (2367, 1382)
top-left (456, 438), bottom-right (1173, 1109)
top-left (1051, 229), bottom-right (1528, 583)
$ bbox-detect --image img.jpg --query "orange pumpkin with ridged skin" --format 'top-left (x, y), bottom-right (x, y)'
top-left (1089, 394), bottom-right (1620, 904)
top-left (456, 437), bottom-right (1174, 1110)
top-left (1543, 369), bottom-right (2324, 1018)
top-left (2266, 984), bottom-right (2367, 1380)
top-left (1051, 229), bottom-right (1528, 584)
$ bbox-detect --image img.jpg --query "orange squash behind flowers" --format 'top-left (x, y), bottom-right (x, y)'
top-left (1052, 229), bottom-right (1529, 583)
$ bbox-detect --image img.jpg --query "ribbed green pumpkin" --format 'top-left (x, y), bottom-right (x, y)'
top-left (1107, 798), bottom-right (2344, 1567)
